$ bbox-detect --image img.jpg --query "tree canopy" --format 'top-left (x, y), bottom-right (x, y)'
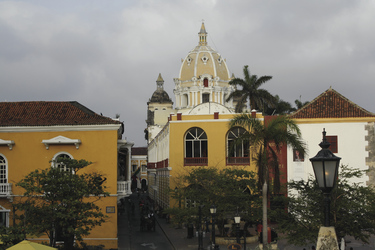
top-left (13, 158), bottom-right (109, 249)
top-left (167, 167), bottom-right (260, 236)
top-left (273, 165), bottom-right (375, 246)
top-left (229, 114), bottom-right (306, 245)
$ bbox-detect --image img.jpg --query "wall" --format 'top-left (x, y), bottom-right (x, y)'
top-left (287, 121), bottom-right (370, 186)
top-left (0, 128), bottom-right (119, 249)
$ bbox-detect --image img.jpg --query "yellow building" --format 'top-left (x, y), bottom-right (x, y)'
top-left (0, 101), bottom-right (133, 249)
top-left (147, 23), bottom-right (261, 209)
top-left (131, 147), bottom-right (148, 191)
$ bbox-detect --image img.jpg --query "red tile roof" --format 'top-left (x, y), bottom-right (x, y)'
top-left (132, 147), bottom-right (148, 155)
top-left (290, 88), bottom-right (375, 119)
top-left (0, 101), bottom-right (121, 126)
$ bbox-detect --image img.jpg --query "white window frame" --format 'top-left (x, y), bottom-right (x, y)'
top-left (0, 205), bottom-right (10, 227)
top-left (0, 154), bottom-right (8, 184)
top-left (52, 152), bottom-right (74, 173)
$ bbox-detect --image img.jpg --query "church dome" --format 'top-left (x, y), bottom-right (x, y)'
top-left (148, 74), bottom-right (172, 104)
top-left (149, 90), bottom-right (171, 103)
top-left (178, 22), bottom-right (231, 83)
top-left (173, 22), bottom-right (235, 111)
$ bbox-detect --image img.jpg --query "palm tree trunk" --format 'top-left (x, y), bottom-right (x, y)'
top-left (262, 181), bottom-right (268, 246)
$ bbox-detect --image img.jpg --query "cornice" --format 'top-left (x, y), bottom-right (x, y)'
top-left (0, 124), bottom-right (121, 133)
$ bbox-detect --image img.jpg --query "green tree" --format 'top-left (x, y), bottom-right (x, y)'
top-left (294, 98), bottom-right (309, 109)
top-left (226, 65), bottom-right (276, 113)
top-left (15, 158), bottom-right (109, 249)
top-left (167, 167), bottom-right (260, 235)
top-left (264, 95), bottom-right (295, 115)
top-left (229, 114), bottom-right (306, 245)
top-left (274, 165), bottom-right (375, 246)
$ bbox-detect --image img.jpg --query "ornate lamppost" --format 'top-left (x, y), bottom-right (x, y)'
top-left (234, 213), bottom-right (241, 244)
top-left (309, 128), bottom-right (341, 250)
top-left (210, 204), bottom-right (218, 250)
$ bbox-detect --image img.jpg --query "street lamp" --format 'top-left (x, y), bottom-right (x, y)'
top-left (234, 213), bottom-right (241, 244)
top-left (309, 128), bottom-right (341, 227)
top-left (210, 204), bottom-right (217, 250)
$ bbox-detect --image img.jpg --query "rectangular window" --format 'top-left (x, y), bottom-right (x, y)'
top-left (202, 94), bottom-right (209, 103)
top-left (326, 136), bottom-right (338, 153)
top-left (0, 212), bottom-right (7, 227)
top-left (141, 165), bottom-right (147, 172)
top-left (186, 141), bottom-right (193, 157)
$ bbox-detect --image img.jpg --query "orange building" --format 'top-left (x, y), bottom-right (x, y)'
top-left (0, 101), bottom-right (133, 249)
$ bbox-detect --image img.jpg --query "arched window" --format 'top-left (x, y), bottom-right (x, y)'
top-left (184, 127), bottom-right (208, 166)
top-left (53, 153), bottom-right (73, 173)
top-left (0, 155), bottom-right (7, 184)
top-left (227, 127), bottom-right (250, 165)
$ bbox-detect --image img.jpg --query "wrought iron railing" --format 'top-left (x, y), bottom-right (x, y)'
top-left (226, 157), bottom-right (250, 165)
top-left (184, 157), bottom-right (208, 166)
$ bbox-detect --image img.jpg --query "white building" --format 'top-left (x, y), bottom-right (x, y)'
top-left (288, 87), bottom-right (375, 186)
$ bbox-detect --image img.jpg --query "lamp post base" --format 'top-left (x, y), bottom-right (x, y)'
top-left (316, 226), bottom-right (339, 250)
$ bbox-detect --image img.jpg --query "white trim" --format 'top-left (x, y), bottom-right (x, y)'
top-left (0, 139), bottom-right (15, 150)
top-left (42, 136), bottom-right (81, 150)
top-left (0, 124), bottom-right (120, 133)
top-left (52, 152), bottom-right (74, 161)
top-left (170, 117), bottom-right (264, 124)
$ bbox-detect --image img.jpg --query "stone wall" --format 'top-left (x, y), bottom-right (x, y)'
top-left (366, 122), bottom-right (375, 187)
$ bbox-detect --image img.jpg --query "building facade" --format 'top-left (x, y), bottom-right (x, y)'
top-left (287, 88), bottom-right (375, 187)
top-left (0, 101), bottom-right (133, 249)
top-left (131, 147), bottom-right (148, 191)
top-left (146, 23), bottom-right (260, 210)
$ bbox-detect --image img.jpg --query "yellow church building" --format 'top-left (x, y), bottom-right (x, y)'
top-left (146, 23), bottom-right (262, 210)
top-left (0, 101), bottom-right (133, 249)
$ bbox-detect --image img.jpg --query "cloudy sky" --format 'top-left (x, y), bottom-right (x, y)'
top-left (1, 0), bottom-right (375, 146)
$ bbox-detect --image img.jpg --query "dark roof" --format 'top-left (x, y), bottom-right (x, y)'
top-left (290, 88), bottom-right (375, 119)
top-left (0, 101), bottom-right (121, 127)
top-left (132, 147), bottom-right (148, 155)
top-left (148, 90), bottom-right (172, 104)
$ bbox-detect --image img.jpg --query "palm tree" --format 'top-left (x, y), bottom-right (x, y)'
top-left (295, 98), bottom-right (309, 109)
top-left (229, 114), bottom-right (306, 245)
top-left (226, 65), bottom-right (276, 113)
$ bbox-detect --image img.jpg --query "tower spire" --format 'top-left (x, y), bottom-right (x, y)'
top-left (156, 73), bottom-right (164, 91)
top-left (198, 21), bottom-right (207, 46)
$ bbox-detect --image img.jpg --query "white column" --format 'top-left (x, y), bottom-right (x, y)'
top-left (127, 145), bottom-right (132, 182)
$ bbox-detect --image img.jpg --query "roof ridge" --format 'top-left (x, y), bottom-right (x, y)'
top-left (289, 87), bottom-right (375, 118)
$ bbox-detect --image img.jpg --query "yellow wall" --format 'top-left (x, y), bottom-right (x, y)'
top-left (0, 128), bottom-right (119, 249)
top-left (167, 113), bottom-right (260, 207)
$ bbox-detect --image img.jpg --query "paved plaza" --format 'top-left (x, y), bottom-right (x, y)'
top-left (118, 193), bottom-right (375, 250)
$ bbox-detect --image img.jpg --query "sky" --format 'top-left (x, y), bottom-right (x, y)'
top-left (1, 0), bottom-right (375, 147)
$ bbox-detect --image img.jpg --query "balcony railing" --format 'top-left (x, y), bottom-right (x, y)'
top-left (184, 157), bottom-right (208, 166)
top-left (0, 183), bottom-right (12, 196)
top-left (117, 181), bottom-right (131, 196)
top-left (226, 157), bottom-right (250, 165)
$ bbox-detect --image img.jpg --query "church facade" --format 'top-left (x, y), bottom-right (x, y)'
top-left (146, 23), bottom-right (261, 209)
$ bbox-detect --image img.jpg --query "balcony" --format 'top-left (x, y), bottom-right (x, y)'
top-left (184, 157), bottom-right (208, 166)
top-left (226, 157), bottom-right (250, 165)
top-left (0, 183), bottom-right (12, 196)
top-left (117, 181), bottom-right (132, 197)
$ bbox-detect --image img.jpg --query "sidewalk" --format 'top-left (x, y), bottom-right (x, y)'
top-left (120, 192), bottom-right (375, 250)
top-left (156, 214), bottom-right (375, 250)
